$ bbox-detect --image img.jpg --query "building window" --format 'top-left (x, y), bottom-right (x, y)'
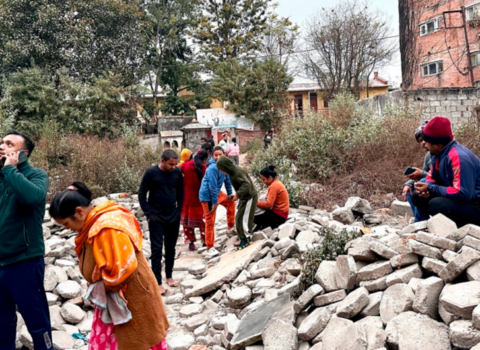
top-left (294, 95), bottom-right (303, 111)
top-left (472, 52), bottom-right (480, 67)
top-left (466, 5), bottom-right (480, 21)
top-left (421, 61), bottom-right (443, 76)
top-left (420, 18), bottom-right (440, 36)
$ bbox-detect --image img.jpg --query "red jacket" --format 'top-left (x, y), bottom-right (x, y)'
top-left (179, 160), bottom-right (206, 207)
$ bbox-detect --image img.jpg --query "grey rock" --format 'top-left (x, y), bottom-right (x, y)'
top-left (399, 221), bottom-right (427, 234)
top-left (227, 286), bottom-right (252, 308)
top-left (250, 267), bottom-right (276, 279)
top-left (408, 240), bottom-right (443, 259)
top-left (314, 290), bottom-right (347, 307)
top-left (448, 224), bottom-right (480, 241)
top-left (359, 276), bottom-right (388, 292)
top-left (315, 261), bottom-right (340, 292)
top-left (294, 284), bottom-right (324, 314)
top-left (332, 207), bottom-right (355, 225)
top-left (278, 223), bottom-right (296, 240)
top-left (412, 276), bottom-right (444, 319)
top-left (345, 197), bottom-right (372, 215)
top-left (467, 261), bottom-right (480, 281)
top-left (19, 326), bottom-right (33, 349)
top-left (335, 255), bottom-right (357, 289)
top-left (55, 281), bottom-right (82, 299)
top-left (179, 303), bottom-right (204, 318)
top-left (359, 292), bottom-right (383, 317)
top-left (194, 324), bottom-right (209, 337)
top-left (296, 230), bottom-right (316, 244)
top-left (60, 303), bottom-right (85, 324)
top-left (322, 317), bottom-right (368, 350)
top-left (380, 284), bottom-right (414, 324)
top-left (440, 281), bottom-right (480, 319)
top-left (166, 330), bottom-right (195, 350)
top-left (408, 277), bottom-right (421, 293)
top-left (439, 246), bottom-right (480, 283)
top-left (336, 287), bottom-right (370, 319)
top-left (391, 200), bottom-right (413, 217)
top-left (46, 292), bottom-right (59, 306)
top-left (390, 253), bottom-right (419, 269)
top-left (185, 313), bottom-right (209, 331)
top-left (385, 263), bottom-right (422, 287)
top-left (442, 250), bottom-right (458, 262)
top-left (44, 266), bottom-right (59, 292)
top-left (165, 293), bottom-right (184, 305)
top-left (262, 318), bottom-right (298, 350)
top-left (252, 232), bottom-right (268, 242)
top-left (415, 232), bottom-right (457, 251)
top-left (427, 213), bottom-right (457, 237)
top-left (473, 304), bottom-right (480, 330)
top-left (369, 241), bottom-right (397, 259)
top-left (284, 259), bottom-right (302, 276)
top-left (297, 307), bottom-right (332, 341)
top-left (358, 261), bottom-right (393, 282)
top-left (385, 311), bottom-right (451, 350)
top-left (52, 331), bottom-right (74, 350)
top-left (356, 316), bottom-right (384, 330)
top-left (465, 235), bottom-right (480, 251)
top-left (189, 264), bottom-right (207, 275)
top-left (450, 320), bottom-right (480, 349)
top-left (363, 323), bottom-right (386, 350)
top-left (422, 257), bottom-right (447, 275)
top-left (230, 294), bottom-right (289, 350)
top-left (348, 246), bottom-right (378, 262)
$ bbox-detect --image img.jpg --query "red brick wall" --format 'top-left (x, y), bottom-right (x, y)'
top-left (400, 0), bottom-right (480, 89)
top-left (236, 129), bottom-right (266, 152)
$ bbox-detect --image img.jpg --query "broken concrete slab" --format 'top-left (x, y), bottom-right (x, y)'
top-left (166, 329), bottom-right (195, 350)
top-left (335, 255), bottom-right (357, 289)
top-left (386, 263), bottom-right (422, 287)
top-left (380, 284), bottom-right (414, 324)
top-left (408, 240), bottom-right (443, 259)
top-left (390, 253), bottom-right (419, 269)
top-left (188, 241), bottom-right (263, 297)
top-left (399, 221), bottom-right (427, 234)
top-left (467, 261), bottom-right (480, 281)
top-left (412, 276), bottom-right (444, 319)
top-left (440, 281), bottom-right (480, 319)
top-left (369, 241), bottom-right (397, 259)
top-left (332, 207), bottom-right (355, 225)
top-left (473, 305), bottom-right (480, 330)
top-left (439, 246), bottom-right (480, 283)
top-left (358, 261), bottom-right (393, 282)
top-left (449, 320), bottom-right (480, 349)
top-left (391, 200), bottom-right (413, 217)
top-left (448, 224), bottom-right (480, 242)
top-left (359, 292), bottom-right (383, 318)
top-left (315, 261), bottom-right (340, 292)
top-left (363, 323), bottom-right (386, 350)
top-left (321, 317), bottom-right (368, 350)
top-left (314, 290), bottom-right (347, 307)
top-left (464, 235), bottom-right (480, 251)
top-left (345, 197), bottom-right (372, 215)
top-left (385, 311), bottom-right (451, 350)
top-left (422, 257), bottom-right (447, 275)
top-left (230, 294), bottom-right (289, 350)
top-left (297, 307), bottom-right (332, 341)
top-left (294, 284), bottom-right (324, 314)
top-left (336, 287), bottom-right (370, 319)
top-left (262, 318), bottom-right (298, 350)
top-left (415, 232), bottom-right (457, 251)
top-left (359, 276), bottom-right (388, 293)
top-left (427, 213), bottom-right (457, 237)
top-left (278, 223), bottom-right (296, 240)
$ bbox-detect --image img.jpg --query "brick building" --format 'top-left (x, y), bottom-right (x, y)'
top-left (399, 0), bottom-right (480, 90)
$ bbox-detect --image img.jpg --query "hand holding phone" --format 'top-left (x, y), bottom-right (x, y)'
top-left (404, 167), bottom-right (416, 176)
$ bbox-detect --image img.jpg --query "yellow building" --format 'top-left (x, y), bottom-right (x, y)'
top-left (359, 72), bottom-right (390, 100)
top-left (287, 78), bottom-right (327, 113)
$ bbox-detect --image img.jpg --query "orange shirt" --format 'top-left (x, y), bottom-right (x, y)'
top-left (257, 179), bottom-right (290, 218)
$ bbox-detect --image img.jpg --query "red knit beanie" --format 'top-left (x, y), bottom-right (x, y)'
top-left (421, 116), bottom-right (454, 145)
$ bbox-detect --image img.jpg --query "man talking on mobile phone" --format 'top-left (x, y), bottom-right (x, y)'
top-left (0, 130), bottom-right (52, 350)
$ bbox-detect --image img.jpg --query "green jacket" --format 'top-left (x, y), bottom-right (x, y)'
top-left (216, 156), bottom-right (257, 201)
top-left (0, 155), bottom-right (49, 266)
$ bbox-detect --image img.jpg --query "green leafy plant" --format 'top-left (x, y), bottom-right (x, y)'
top-left (297, 227), bottom-right (361, 290)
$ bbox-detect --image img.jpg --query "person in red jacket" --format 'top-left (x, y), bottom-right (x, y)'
top-left (179, 150), bottom-right (209, 251)
top-left (412, 116), bottom-right (480, 227)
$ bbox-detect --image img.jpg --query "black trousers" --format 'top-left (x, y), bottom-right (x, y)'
top-left (148, 216), bottom-right (180, 285)
top-left (253, 209), bottom-right (287, 232)
top-left (0, 257), bottom-right (53, 350)
top-left (411, 193), bottom-right (480, 228)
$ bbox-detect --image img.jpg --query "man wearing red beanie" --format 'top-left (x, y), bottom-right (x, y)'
top-left (412, 116), bottom-right (480, 227)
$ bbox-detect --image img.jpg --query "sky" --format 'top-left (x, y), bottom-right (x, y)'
top-left (276, 0), bottom-right (402, 87)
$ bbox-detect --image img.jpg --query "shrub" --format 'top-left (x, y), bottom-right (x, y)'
top-left (297, 226), bottom-right (361, 290)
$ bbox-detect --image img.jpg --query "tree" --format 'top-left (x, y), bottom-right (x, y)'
top-left (0, 0), bottom-right (147, 84)
top-left (193, 0), bottom-right (270, 62)
top-left (301, 0), bottom-right (396, 100)
top-left (210, 58), bottom-right (292, 129)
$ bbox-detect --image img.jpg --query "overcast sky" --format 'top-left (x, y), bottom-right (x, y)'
top-left (276, 0), bottom-right (402, 87)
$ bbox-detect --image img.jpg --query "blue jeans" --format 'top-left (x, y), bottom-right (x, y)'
top-left (406, 178), bottom-right (428, 222)
top-left (0, 257), bottom-right (53, 350)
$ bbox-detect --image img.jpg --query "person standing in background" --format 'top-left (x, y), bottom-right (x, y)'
top-left (226, 137), bottom-right (240, 166)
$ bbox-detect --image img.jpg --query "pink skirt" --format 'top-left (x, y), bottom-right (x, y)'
top-left (89, 308), bottom-right (168, 350)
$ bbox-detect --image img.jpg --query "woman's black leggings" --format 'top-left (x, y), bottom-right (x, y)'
top-left (253, 209), bottom-right (287, 232)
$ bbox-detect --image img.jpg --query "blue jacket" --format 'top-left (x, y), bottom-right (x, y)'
top-left (199, 158), bottom-right (233, 204)
top-left (426, 141), bottom-right (480, 202)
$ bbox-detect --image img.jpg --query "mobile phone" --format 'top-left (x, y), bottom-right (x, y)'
top-left (404, 167), bottom-right (416, 176)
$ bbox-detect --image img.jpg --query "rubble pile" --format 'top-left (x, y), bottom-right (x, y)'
top-left (16, 194), bottom-right (480, 350)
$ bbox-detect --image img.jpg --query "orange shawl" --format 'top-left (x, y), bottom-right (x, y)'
top-left (76, 201), bottom-right (143, 287)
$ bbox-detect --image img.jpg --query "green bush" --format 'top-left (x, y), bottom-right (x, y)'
top-left (297, 227), bottom-right (361, 291)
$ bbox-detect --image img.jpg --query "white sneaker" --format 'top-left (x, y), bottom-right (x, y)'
top-left (206, 247), bottom-right (220, 258)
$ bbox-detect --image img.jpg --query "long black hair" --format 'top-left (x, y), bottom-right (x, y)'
top-left (49, 182), bottom-right (92, 219)
top-left (194, 150), bottom-right (209, 180)
top-left (260, 165), bottom-right (277, 179)
top-left (232, 137), bottom-right (237, 146)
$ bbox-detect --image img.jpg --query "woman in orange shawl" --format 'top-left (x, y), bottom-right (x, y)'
top-left (49, 182), bottom-right (169, 350)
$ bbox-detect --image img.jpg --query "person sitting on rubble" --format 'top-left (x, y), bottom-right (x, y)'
top-left (411, 116), bottom-right (480, 227)
top-left (402, 121), bottom-right (431, 222)
top-left (253, 165), bottom-right (290, 232)
top-left (49, 182), bottom-right (169, 350)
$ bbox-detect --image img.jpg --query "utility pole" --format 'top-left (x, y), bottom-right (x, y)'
top-left (443, 7), bottom-right (475, 87)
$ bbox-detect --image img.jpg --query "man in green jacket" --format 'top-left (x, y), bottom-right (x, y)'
top-left (0, 130), bottom-right (52, 350)
top-left (217, 156), bottom-right (258, 250)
